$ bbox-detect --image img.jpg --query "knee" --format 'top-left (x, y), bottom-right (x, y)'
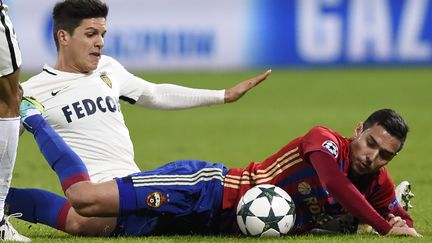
top-left (65, 210), bottom-right (114, 237)
top-left (66, 220), bottom-right (112, 237)
top-left (65, 218), bottom-right (88, 236)
top-left (65, 183), bottom-right (101, 217)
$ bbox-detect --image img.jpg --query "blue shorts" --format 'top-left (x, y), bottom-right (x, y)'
top-left (113, 160), bottom-right (228, 236)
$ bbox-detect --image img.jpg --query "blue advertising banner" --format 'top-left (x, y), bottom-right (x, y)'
top-left (248, 0), bottom-right (432, 67)
top-left (5, 0), bottom-right (432, 71)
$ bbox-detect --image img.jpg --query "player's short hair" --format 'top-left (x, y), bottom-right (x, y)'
top-left (363, 109), bottom-right (409, 151)
top-left (52, 0), bottom-right (108, 50)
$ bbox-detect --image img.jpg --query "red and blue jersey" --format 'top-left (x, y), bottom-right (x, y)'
top-left (223, 126), bottom-right (401, 233)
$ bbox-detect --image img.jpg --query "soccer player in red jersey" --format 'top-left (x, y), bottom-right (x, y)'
top-left (10, 103), bottom-right (421, 238)
top-left (223, 110), bottom-right (413, 235)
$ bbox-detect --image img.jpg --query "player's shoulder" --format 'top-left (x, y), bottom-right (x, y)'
top-left (98, 55), bottom-right (126, 70)
top-left (306, 125), bottom-right (342, 139)
top-left (22, 66), bottom-right (54, 88)
top-left (301, 126), bottom-right (345, 158)
top-left (21, 65), bottom-right (70, 98)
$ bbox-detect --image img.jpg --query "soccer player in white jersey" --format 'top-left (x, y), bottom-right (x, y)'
top-left (22, 0), bottom-right (272, 183)
top-left (0, 1), bottom-right (31, 242)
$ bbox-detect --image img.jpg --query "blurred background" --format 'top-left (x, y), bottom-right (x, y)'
top-left (5, 0), bottom-right (432, 72)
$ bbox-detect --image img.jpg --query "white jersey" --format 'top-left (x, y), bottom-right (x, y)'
top-left (22, 55), bottom-right (224, 182)
top-left (0, 4), bottom-right (22, 76)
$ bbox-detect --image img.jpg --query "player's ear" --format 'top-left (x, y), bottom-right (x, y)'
top-left (57, 30), bottom-right (69, 46)
top-left (353, 122), bottom-right (363, 137)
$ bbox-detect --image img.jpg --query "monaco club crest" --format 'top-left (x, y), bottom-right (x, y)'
top-left (100, 72), bottom-right (112, 88)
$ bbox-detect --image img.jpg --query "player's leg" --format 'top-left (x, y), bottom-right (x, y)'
top-left (21, 98), bottom-right (227, 235)
top-left (21, 98), bottom-right (227, 214)
top-left (0, 2), bottom-right (30, 242)
top-left (65, 208), bottom-right (116, 236)
top-left (16, 98), bottom-right (119, 236)
top-left (116, 160), bottom-right (227, 216)
top-left (20, 97), bottom-right (120, 217)
top-left (6, 188), bottom-right (70, 231)
top-left (6, 187), bottom-right (117, 236)
top-left (112, 160), bottom-right (228, 235)
top-left (66, 159), bottom-right (227, 231)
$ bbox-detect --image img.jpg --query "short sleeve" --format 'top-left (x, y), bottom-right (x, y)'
top-left (301, 126), bottom-right (341, 159)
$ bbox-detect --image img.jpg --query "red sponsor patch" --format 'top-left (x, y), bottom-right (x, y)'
top-left (146, 192), bottom-right (166, 208)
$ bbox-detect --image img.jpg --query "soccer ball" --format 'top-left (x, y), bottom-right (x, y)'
top-left (236, 184), bottom-right (296, 237)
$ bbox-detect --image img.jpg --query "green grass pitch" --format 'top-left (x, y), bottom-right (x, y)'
top-left (12, 68), bottom-right (431, 242)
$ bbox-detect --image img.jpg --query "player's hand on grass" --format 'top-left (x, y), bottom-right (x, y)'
top-left (224, 69), bottom-right (272, 103)
top-left (386, 213), bottom-right (407, 227)
top-left (388, 225), bottom-right (422, 237)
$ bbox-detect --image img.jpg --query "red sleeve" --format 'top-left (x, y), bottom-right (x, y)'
top-left (302, 126), bottom-right (341, 158)
top-left (368, 168), bottom-right (414, 227)
top-left (366, 169), bottom-right (413, 227)
top-left (309, 151), bottom-right (392, 235)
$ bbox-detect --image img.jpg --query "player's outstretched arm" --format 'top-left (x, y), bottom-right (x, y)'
top-left (224, 69), bottom-right (271, 103)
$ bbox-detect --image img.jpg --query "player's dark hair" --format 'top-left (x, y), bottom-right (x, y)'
top-left (52, 0), bottom-right (108, 50)
top-left (363, 109), bottom-right (409, 151)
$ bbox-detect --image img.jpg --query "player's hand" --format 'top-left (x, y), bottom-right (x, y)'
top-left (224, 69), bottom-right (272, 103)
top-left (386, 213), bottom-right (407, 227)
top-left (388, 226), bottom-right (422, 237)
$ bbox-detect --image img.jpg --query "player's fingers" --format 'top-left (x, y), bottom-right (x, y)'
top-left (224, 70), bottom-right (272, 103)
top-left (255, 69), bottom-right (272, 84)
top-left (394, 219), bottom-right (407, 227)
top-left (389, 216), bottom-right (406, 227)
top-left (388, 216), bottom-right (398, 224)
top-left (245, 69), bottom-right (272, 88)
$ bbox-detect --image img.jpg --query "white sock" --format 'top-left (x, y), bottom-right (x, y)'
top-left (0, 117), bottom-right (20, 220)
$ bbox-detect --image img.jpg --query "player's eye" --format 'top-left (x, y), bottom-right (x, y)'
top-left (366, 138), bottom-right (376, 148)
top-left (379, 150), bottom-right (395, 161)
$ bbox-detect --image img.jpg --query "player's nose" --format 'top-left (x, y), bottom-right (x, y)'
top-left (95, 35), bottom-right (104, 49)
top-left (366, 149), bottom-right (379, 164)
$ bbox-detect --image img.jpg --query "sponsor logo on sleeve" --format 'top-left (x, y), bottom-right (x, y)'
top-left (388, 198), bottom-right (398, 210)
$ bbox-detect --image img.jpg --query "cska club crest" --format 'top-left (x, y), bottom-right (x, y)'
top-left (146, 192), bottom-right (166, 208)
top-left (100, 72), bottom-right (112, 88)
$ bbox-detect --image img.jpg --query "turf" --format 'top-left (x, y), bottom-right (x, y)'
top-left (12, 68), bottom-right (431, 242)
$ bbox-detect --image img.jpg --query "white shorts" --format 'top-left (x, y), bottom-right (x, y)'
top-left (0, 3), bottom-right (22, 76)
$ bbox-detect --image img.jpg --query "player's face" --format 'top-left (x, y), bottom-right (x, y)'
top-left (62, 18), bottom-right (106, 73)
top-left (349, 123), bottom-right (401, 176)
